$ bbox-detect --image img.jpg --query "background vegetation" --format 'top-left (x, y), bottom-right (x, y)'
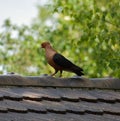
top-left (0, 0), bottom-right (120, 78)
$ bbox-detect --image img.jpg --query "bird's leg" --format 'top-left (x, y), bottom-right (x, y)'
top-left (59, 70), bottom-right (63, 77)
top-left (51, 70), bottom-right (58, 77)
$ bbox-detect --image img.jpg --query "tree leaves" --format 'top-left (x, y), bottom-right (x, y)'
top-left (0, 0), bottom-right (119, 77)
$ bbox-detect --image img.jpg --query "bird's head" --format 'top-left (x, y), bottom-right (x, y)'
top-left (41, 42), bottom-right (51, 48)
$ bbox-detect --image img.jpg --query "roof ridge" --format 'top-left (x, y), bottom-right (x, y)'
top-left (0, 75), bottom-right (119, 89)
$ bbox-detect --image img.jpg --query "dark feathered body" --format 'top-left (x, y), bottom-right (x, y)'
top-left (41, 42), bottom-right (84, 77)
top-left (53, 53), bottom-right (84, 76)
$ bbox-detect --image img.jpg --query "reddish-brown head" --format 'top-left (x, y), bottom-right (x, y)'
top-left (41, 42), bottom-right (51, 48)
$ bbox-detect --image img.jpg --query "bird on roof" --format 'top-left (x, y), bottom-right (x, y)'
top-left (41, 42), bottom-right (84, 77)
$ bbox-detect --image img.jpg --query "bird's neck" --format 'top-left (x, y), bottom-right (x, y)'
top-left (45, 46), bottom-right (57, 57)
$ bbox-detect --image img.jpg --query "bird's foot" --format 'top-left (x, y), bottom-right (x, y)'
top-left (50, 73), bottom-right (56, 77)
top-left (50, 70), bottom-right (58, 77)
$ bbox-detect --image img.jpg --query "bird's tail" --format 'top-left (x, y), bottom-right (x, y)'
top-left (72, 66), bottom-right (84, 76)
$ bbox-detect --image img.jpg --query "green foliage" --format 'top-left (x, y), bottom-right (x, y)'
top-left (0, 0), bottom-right (120, 77)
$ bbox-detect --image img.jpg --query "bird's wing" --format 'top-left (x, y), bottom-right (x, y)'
top-left (53, 53), bottom-right (77, 69)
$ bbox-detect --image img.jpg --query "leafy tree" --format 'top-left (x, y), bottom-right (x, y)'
top-left (0, 0), bottom-right (120, 78)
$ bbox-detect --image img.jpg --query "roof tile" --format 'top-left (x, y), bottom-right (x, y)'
top-left (0, 76), bottom-right (120, 121)
top-left (88, 90), bottom-right (117, 103)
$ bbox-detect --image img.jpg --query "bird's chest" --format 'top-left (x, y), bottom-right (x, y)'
top-left (45, 50), bottom-right (56, 67)
top-left (44, 48), bottom-right (62, 70)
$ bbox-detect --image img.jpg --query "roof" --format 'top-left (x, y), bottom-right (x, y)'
top-left (0, 75), bottom-right (120, 121)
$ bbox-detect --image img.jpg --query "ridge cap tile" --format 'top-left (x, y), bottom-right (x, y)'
top-left (0, 75), bottom-right (120, 89)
